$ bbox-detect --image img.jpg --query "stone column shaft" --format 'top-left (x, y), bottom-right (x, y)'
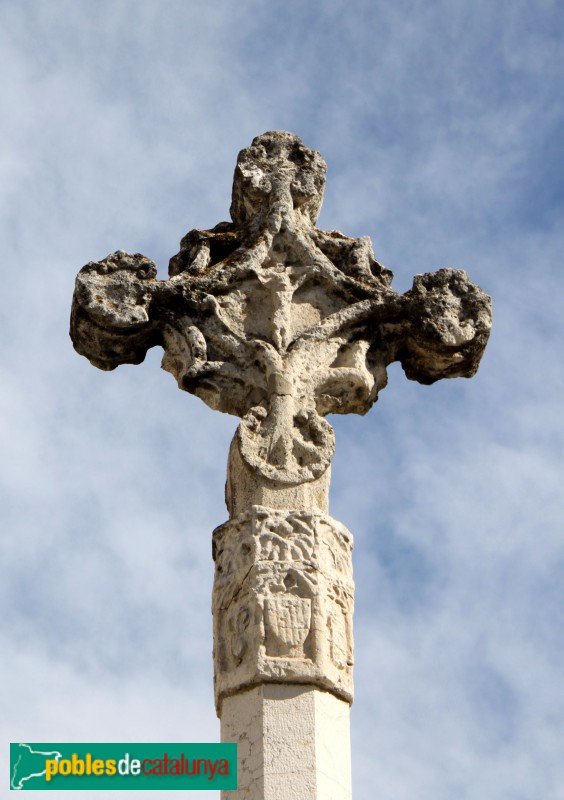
top-left (221, 685), bottom-right (352, 800)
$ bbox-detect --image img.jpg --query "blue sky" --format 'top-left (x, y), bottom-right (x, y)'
top-left (1, 1), bottom-right (563, 798)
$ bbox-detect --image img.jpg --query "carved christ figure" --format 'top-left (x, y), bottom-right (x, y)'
top-left (70, 130), bottom-right (491, 515)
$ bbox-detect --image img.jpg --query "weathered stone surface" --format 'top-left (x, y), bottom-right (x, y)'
top-left (212, 507), bottom-right (354, 713)
top-left (71, 131), bottom-right (492, 495)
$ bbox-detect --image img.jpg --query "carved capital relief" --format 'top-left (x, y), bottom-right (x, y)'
top-left (212, 507), bottom-right (354, 713)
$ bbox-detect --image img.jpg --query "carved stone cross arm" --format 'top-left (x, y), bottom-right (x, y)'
top-left (70, 229), bottom-right (491, 422)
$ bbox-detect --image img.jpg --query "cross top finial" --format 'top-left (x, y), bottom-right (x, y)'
top-left (230, 131), bottom-right (326, 226)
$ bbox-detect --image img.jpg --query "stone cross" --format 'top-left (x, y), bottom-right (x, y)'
top-left (71, 131), bottom-right (491, 800)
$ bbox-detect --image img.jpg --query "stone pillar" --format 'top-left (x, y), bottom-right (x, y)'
top-left (212, 501), bottom-right (354, 799)
top-left (69, 129), bottom-right (491, 800)
top-left (221, 685), bottom-right (352, 800)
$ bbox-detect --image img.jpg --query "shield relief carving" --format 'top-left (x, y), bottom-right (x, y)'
top-left (264, 595), bottom-right (312, 658)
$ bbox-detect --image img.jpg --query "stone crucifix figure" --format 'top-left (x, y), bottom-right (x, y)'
top-left (71, 131), bottom-right (491, 800)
